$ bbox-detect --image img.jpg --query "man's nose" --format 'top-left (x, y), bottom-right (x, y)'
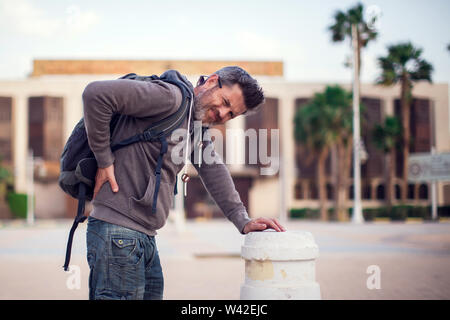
top-left (217, 106), bottom-right (230, 121)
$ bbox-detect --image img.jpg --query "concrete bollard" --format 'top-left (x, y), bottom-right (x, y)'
top-left (240, 230), bottom-right (321, 300)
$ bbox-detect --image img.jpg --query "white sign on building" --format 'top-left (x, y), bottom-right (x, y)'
top-left (408, 152), bottom-right (450, 182)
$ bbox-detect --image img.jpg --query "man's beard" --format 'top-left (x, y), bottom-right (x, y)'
top-left (193, 95), bottom-right (207, 125)
top-left (193, 87), bottom-right (218, 127)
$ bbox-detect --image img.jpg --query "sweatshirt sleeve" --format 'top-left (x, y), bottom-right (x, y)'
top-left (191, 136), bottom-right (252, 234)
top-left (82, 79), bottom-right (181, 168)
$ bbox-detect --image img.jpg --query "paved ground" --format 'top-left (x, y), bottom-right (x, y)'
top-left (0, 218), bottom-right (449, 300)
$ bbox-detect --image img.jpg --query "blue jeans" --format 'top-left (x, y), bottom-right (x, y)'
top-left (86, 216), bottom-right (164, 300)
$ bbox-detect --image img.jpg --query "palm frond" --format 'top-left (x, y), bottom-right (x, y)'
top-left (409, 59), bottom-right (434, 82)
top-left (376, 42), bottom-right (433, 86)
top-left (328, 2), bottom-right (378, 47)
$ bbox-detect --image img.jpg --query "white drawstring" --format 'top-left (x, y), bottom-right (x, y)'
top-left (183, 91), bottom-right (194, 197)
top-left (198, 141), bottom-right (202, 168)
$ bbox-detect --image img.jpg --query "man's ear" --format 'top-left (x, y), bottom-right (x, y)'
top-left (205, 74), bottom-right (219, 88)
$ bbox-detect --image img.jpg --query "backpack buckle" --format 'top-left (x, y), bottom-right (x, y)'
top-left (142, 130), bottom-right (154, 141)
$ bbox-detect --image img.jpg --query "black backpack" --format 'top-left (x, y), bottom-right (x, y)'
top-left (59, 72), bottom-right (193, 271)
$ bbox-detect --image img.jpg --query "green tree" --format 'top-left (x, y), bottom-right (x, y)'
top-left (372, 116), bottom-right (402, 207)
top-left (328, 2), bottom-right (378, 77)
top-left (321, 86), bottom-right (354, 221)
top-left (294, 85), bottom-right (355, 221)
top-left (376, 42), bottom-right (433, 201)
top-left (294, 91), bottom-right (335, 221)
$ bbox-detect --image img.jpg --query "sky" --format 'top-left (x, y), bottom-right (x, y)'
top-left (0, 0), bottom-right (449, 84)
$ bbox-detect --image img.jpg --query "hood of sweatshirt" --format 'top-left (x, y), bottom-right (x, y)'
top-left (160, 69), bottom-right (194, 94)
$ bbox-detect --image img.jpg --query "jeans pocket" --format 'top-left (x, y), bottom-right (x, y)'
top-left (107, 236), bottom-right (146, 296)
top-left (110, 236), bottom-right (143, 266)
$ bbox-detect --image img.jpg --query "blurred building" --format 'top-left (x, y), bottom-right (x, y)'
top-left (0, 59), bottom-right (448, 220)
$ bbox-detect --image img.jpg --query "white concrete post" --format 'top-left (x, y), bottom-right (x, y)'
top-left (240, 230), bottom-right (321, 300)
top-left (13, 94), bottom-right (29, 193)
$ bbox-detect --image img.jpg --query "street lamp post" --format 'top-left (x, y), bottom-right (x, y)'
top-left (351, 24), bottom-right (364, 224)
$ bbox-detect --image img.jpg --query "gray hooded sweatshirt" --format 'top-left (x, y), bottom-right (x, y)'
top-left (82, 70), bottom-right (251, 235)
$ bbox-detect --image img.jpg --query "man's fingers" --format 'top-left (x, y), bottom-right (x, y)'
top-left (92, 165), bottom-right (119, 200)
top-left (255, 223), bottom-right (267, 230)
top-left (272, 218), bottom-right (286, 232)
top-left (260, 218), bottom-right (281, 232)
top-left (102, 164), bottom-right (119, 193)
top-left (247, 222), bottom-right (267, 232)
top-left (258, 218), bottom-right (286, 232)
top-left (92, 180), bottom-right (103, 200)
top-left (243, 217), bottom-right (287, 234)
top-left (109, 176), bottom-right (119, 193)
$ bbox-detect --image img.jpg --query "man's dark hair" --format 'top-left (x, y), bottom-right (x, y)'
top-left (213, 66), bottom-right (265, 114)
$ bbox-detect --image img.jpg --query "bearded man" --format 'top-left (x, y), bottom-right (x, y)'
top-left (82, 66), bottom-right (285, 300)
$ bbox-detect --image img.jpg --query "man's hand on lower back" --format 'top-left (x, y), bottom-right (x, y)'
top-left (93, 164), bottom-right (119, 200)
top-left (243, 217), bottom-right (286, 234)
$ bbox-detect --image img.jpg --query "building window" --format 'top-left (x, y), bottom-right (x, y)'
top-left (394, 98), bottom-right (432, 177)
top-left (408, 184), bottom-right (415, 199)
top-left (376, 184), bottom-right (385, 200)
top-left (361, 97), bottom-right (384, 179)
top-left (28, 96), bottom-right (64, 162)
top-left (326, 183), bottom-right (334, 200)
top-left (418, 184), bottom-right (428, 200)
top-left (295, 182), bottom-right (303, 199)
top-left (309, 181), bottom-right (318, 200)
top-left (362, 184), bottom-right (372, 199)
top-left (444, 184), bottom-right (450, 205)
top-left (395, 184), bottom-right (401, 200)
top-left (0, 97), bottom-right (12, 164)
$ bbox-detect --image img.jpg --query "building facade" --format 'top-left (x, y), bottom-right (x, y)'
top-left (0, 59), bottom-right (448, 220)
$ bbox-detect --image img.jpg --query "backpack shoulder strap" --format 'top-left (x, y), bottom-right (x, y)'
top-left (63, 182), bottom-right (87, 271)
top-left (110, 78), bottom-right (192, 152)
top-left (118, 73), bottom-right (160, 81)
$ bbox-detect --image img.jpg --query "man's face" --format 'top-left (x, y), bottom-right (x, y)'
top-left (194, 75), bottom-right (247, 126)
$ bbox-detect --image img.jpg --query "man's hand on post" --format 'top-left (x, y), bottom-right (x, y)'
top-left (243, 217), bottom-right (286, 234)
top-left (93, 164), bottom-right (119, 200)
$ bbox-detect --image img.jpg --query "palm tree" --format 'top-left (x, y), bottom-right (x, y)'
top-left (328, 2), bottom-right (378, 77)
top-left (329, 3), bottom-right (378, 219)
top-left (376, 42), bottom-right (433, 201)
top-left (294, 92), bottom-right (335, 221)
top-left (372, 116), bottom-right (402, 207)
top-left (294, 85), bottom-right (355, 221)
top-left (321, 86), bottom-right (354, 221)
